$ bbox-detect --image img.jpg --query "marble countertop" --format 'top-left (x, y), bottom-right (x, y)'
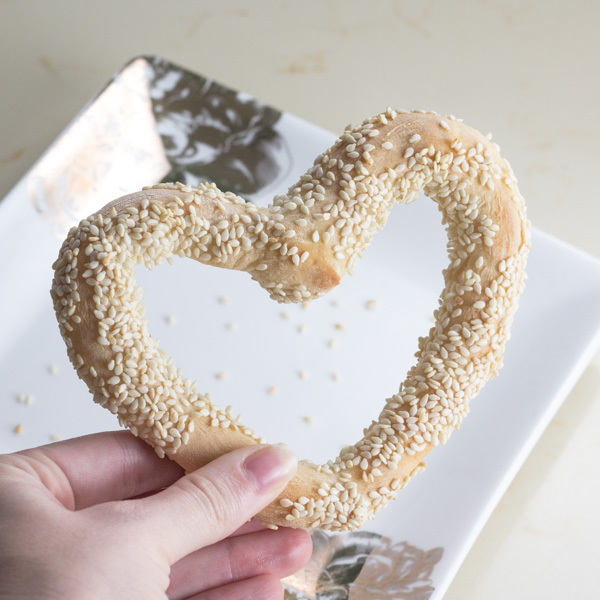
top-left (1, 1), bottom-right (598, 597)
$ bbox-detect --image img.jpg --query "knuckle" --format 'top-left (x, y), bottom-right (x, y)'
top-left (218, 538), bottom-right (237, 581)
top-left (178, 472), bottom-right (242, 527)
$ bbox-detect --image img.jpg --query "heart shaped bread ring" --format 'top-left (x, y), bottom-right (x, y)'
top-left (52, 109), bottom-right (530, 531)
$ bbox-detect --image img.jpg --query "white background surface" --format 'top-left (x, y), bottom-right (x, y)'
top-left (1, 1), bottom-right (599, 598)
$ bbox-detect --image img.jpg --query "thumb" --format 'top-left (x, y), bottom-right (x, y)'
top-left (136, 444), bottom-right (297, 563)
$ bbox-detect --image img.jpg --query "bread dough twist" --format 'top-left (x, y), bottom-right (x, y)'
top-left (51, 109), bottom-right (530, 530)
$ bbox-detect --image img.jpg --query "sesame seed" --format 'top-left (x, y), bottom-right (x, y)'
top-left (303, 416), bottom-right (314, 424)
top-left (14, 424), bottom-right (23, 434)
top-left (218, 296), bottom-right (229, 305)
top-left (165, 314), bottom-right (176, 325)
top-left (215, 372), bottom-right (228, 381)
top-left (366, 299), bottom-right (377, 310)
top-left (267, 386), bottom-right (278, 395)
top-left (17, 394), bottom-right (34, 405)
top-left (48, 364), bottom-right (59, 375)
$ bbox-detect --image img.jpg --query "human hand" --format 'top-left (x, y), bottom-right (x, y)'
top-left (0, 431), bottom-right (312, 599)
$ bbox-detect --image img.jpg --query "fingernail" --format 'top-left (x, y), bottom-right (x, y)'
top-left (244, 444), bottom-right (297, 490)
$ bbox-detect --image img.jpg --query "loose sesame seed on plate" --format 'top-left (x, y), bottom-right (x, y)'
top-left (17, 394), bottom-right (34, 405)
top-left (366, 299), bottom-right (377, 310)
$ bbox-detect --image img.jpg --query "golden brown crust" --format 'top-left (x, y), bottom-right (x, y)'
top-left (51, 109), bottom-right (530, 531)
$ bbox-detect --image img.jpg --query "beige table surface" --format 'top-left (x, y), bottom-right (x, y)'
top-left (1, 1), bottom-right (599, 597)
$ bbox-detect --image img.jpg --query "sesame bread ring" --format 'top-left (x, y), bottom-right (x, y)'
top-left (51, 108), bottom-right (530, 531)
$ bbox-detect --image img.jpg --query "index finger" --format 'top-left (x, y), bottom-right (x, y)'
top-left (13, 430), bottom-right (184, 510)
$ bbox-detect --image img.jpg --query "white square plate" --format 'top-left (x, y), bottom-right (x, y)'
top-left (2, 57), bottom-right (600, 599)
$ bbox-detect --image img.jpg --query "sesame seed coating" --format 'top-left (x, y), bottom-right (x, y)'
top-left (51, 109), bottom-right (530, 532)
